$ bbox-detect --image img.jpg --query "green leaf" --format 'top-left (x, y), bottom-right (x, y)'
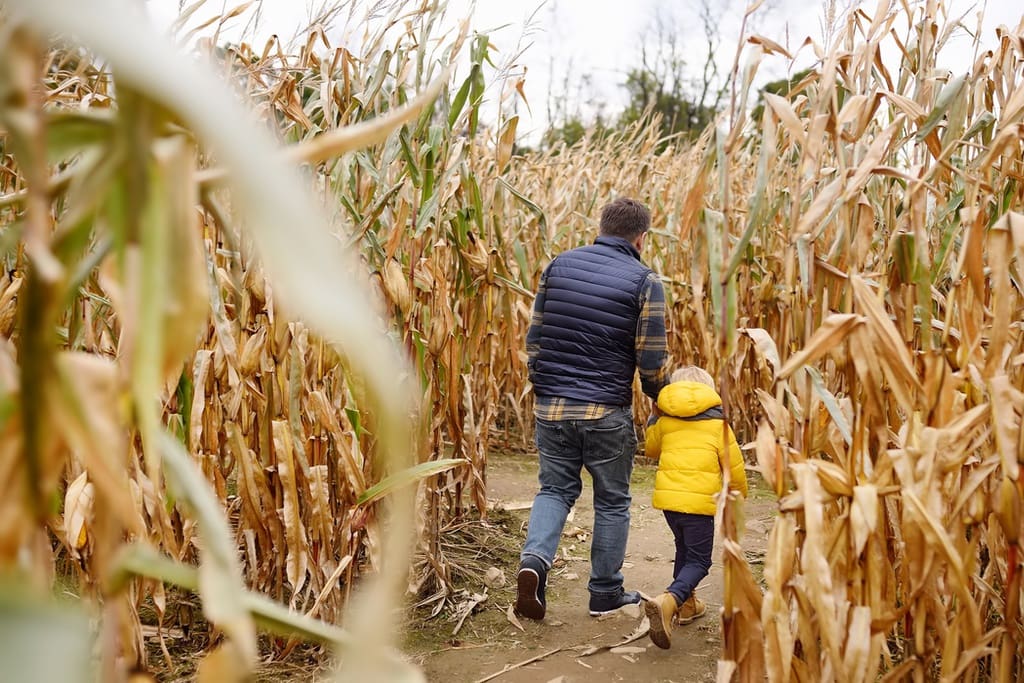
top-left (357, 458), bottom-right (467, 506)
top-left (962, 111), bottom-right (995, 142)
top-left (111, 544), bottom-right (351, 645)
top-left (160, 431), bottom-right (257, 664)
top-left (45, 110), bottom-right (115, 162)
top-left (0, 586), bottom-right (94, 683)
top-left (448, 67), bottom-right (476, 130)
top-left (497, 178), bottom-right (547, 232)
top-left (916, 74), bottom-right (966, 142)
top-left (805, 366), bottom-right (852, 446)
top-left (703, 208), bottom-right (724, 332)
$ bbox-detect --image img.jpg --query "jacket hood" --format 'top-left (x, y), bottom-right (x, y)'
top-left (657, 380), bottom-right (722, 418)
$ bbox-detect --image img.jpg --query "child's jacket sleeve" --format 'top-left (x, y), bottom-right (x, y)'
top-left (645, 419), bottom-right (663, 460)
top-left (726, 425), bottom-right (748, 498)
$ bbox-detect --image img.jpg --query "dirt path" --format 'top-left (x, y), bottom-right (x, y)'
top-left (411, 453), bottom-right (775, 683)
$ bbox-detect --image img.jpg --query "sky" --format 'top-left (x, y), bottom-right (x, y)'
top-left (145, 0), bottom-right (1024, 142)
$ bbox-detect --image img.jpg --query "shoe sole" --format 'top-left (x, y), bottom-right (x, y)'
top-left (588, 605), bottom-right (636, 617)
top-left (644, 600), bottom-right (671, 649)
top-left (515, 569), bottom-right (545, 620)
top-left (677, 608), bottom-right (707, 625)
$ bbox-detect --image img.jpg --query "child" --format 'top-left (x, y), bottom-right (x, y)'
top-left (643, 366), bottom-right (748, 650)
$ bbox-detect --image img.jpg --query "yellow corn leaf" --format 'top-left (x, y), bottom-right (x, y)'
top-left (794, 178), bottom-right (843, 237)
top-left (903, 491), bottom-right (982, 640)
top-left (189, 351), bottom-right (213, 452)
top-left (851, 276), bottom-right (921, 409)
top-left (842, 607), bottom-right (877, 683)
top-left (1001, 210), bottom-right (1024, 266)
top-left (754, 420), bottom-right (779, 494)
top-left (778, 313), bottom-right (864, 378)
top-left (272, 420), bottom-right (309, 597)
top-left (850, 484), bottom-right (879, 557)
top-left (309, 390), bottom-right (365, 496)
top-left (989, 375), bottom-right (1021, 481)
top-left (748, 34), bottom-right (792, 58)
top-left (740, 327), bottom-right (781, 377)
top-left (987, 218), bottom-right (1013, 378)
top-left (793, 463), bottom-right (844, 674)
top-left (763, 92), bottom-right (806, 143)
top-left (51, 353), bottom-right (143, 536)
top-left (841, 117), bottom-right (903, 203)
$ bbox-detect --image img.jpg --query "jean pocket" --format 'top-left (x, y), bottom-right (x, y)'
top-left (585, 418), bottom-right (634, 460)
top-left (535, 418), bottom-right (568, 454)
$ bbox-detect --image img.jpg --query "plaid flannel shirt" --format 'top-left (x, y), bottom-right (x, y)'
top-left (527, 269), bottom-right (669, 420)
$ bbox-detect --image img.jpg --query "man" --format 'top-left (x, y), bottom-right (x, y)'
top-left (515, 197), bottom-right (670, 620)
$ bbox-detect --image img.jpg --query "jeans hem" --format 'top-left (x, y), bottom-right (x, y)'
top-left (520, 551), bottom-right (550, 570)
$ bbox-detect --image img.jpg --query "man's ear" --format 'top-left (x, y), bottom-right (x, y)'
top-left (635, 232), bottom-right (647, 250)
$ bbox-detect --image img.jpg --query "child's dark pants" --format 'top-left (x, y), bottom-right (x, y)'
top-left (663, 511), bottom-right (714, 604)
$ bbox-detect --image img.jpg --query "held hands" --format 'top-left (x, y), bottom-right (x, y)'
top-left (646, 399), bottom-right (660, 427)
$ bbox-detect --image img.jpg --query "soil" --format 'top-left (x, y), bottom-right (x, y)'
top-left (406, 451), bottom-right (777, 683)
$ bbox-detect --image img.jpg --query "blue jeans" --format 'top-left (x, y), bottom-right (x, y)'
top-left (663, 511), bottom-right (714, 603)
top-left (521, 407), bottom-right (637, 597)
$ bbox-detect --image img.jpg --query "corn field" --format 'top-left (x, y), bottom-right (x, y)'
top-left (0, 0), bottom-right (1023, 680)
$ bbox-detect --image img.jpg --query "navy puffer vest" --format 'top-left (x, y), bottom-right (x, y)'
top-left (531, 236), bottom-right (652, 405)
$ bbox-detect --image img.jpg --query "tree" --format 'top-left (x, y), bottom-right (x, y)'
top-left (538, 0), bottom-right (780, 150)
top-left (615, 5), bottom-right (721, 147)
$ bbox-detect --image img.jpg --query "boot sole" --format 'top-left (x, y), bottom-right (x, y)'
top-left (515, 569), bottom-right (545, 620)
top-left (644, 599), bottom-right (672, 649)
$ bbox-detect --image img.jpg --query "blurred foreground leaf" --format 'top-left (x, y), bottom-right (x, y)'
top-left (0, 586), bottom-right (93, 683)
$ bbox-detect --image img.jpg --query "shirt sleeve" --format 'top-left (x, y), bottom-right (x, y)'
top-left (526, 265), bottom-right (550, 384)
top-left (636, 272), bottom-right (669, 400)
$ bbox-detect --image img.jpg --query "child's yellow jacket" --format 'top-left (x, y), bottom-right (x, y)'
top-left (645, 380), bottom-right (748, 515)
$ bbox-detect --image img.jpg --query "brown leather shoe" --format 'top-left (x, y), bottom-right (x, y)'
top-left (675, 594), bottom-right (707, 624)
top-left (644, 593), bottom-right (677, 649)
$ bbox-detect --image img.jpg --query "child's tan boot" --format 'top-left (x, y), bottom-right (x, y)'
top-left (675, 593), bottom-right (707, 624)
top-left (644, 592), bottom-right (677, 649)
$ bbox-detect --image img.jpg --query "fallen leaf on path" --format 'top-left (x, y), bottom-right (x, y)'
top-left (452, 590), bottom-right (488, 636)
top-left (576, 616), bottom-right (651, 656)
top-left (505, 604), bottom-right (525, 633)
top-left (472, 647), bottom-right (563, 683)
top-left (610, 646), bottom-right (647, 654)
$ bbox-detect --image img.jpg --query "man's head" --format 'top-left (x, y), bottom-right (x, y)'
top-left (599, 197), bottom-right (650, 246)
